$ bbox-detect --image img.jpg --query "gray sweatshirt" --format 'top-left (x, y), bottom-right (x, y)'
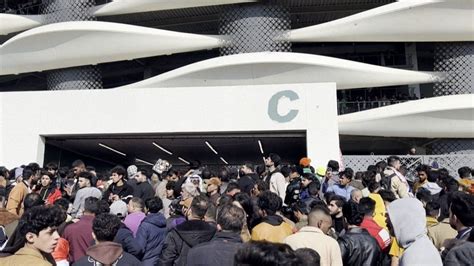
top-left (387, 198), bottom-right (442, 266)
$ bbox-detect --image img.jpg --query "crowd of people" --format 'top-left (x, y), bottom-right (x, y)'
top-left (0, 154), bottom-right (473, 266)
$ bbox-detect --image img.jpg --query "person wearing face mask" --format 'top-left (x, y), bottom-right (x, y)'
top-left (284, 205), bottom-right (343, 266)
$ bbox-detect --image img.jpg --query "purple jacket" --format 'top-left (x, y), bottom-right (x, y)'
top-left (124, 212), bottom-right (146, 237)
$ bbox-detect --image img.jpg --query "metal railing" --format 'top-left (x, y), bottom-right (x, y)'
top-left (338, 100), bottom-right (408, 114)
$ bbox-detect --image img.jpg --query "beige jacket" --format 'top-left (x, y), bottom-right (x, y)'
top-left (6, 181), bottom-right (28, 216)
top-left (0, 246), bottom-right (52, 266)
top-left (384, 167), bottom-right (410, 199)
top-left (427, 218), bottom-right (457, 250)
top-left (284, 226), bottom-right (343, 266)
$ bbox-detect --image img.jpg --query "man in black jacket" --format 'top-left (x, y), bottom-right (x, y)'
top-left (187, 204), bottom-right (245, 266)
top-left (159, 195), bottom-right (216, 266)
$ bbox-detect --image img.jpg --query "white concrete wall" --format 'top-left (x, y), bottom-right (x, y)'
top-left (0, 83), bottom-right (339, 168)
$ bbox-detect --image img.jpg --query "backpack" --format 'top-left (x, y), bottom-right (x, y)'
top-left (381, 172), bottom-right (395, 191)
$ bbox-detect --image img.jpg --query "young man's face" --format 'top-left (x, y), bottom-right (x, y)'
top-left (111, 173), bottom-right (122, 183)
top-left (301, 177), bottom-right (311, 188)
top-left (393, 160), bottom-right (401, 170)
top-left (264, 157), bottom-right (274, 168)
top-left (167, 173), bottom-right (178, 182)
top-left (328, 200), bottom-right (341, 216)
top-left (136, 172), bottom-right (147, 183)
top-left (417, 171), bottom-right (428, 182)
top-left (47, 168), bottom-right (57, 176)
top-left (28, 227), bottom-right (60, 254)
top-left (78, 177), bottom-right (89, 188)
top-left (41, 175), bottom-right (52, 187)
top-left (340, 175), bottom-right (351, 186)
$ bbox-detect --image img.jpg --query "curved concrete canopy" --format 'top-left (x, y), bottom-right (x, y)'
top-left (0, 0), bottom-right (255, 35)
top-left (0, 14), bottom-right (43, 36)
top-left (338, 94), bottom-right (474, 138)
top-left (118, 52), bottom-right (443, 90)
top-left (92, 0), bottom-right (257, 17)
top-left (0, 21), bottom-right (222, 75)
top-left (289, 0), bottom-right (474, 42)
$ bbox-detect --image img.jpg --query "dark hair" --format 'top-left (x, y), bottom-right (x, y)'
top-left (375, 161), bottom-right (387, 172)
top-left (256, 180), bottom-right (269, 192)
top-left (217, 204), bottom-right (245, 232)
top-left (292, 201), bottom-right (310, 215)
top-left (308, 180), bottom-right (321, 196)
top-left (86, 166), bottom-right (96, 172)
top-left (294, 248), bottom-right (321, 266)
top-left (358, 197), bottom-right (376, 216)
top-left (96, 200), bottom-right (111, 215)
top-left (415, 164), bottom-right (431, 173)
top-left (449, 191), bottom-right (474, 227)
top-left (72, 160), bottom-right (85, 168)
top-left (40, 170), bottom-right (53, 179)
top-left (458, 167), bottom-right (471, 179)
top-left (378, 190), bottom-right (396, 203)
top-left (219, 168), bottom-right (229, 182)
top-left (234, 241), bottom-right (301, 266)
top-left (19, 205), bottom-right (65, 238)
top-left (45, 162), bottom-right (58, 171)
top-left (416, 188), bottom-right (432, 203)
top-left (362, 171), bottom-right (379, 193)
top-left (387, 156), bottom-right (401, 167)
top-left (78, 171), bottom-right (93, 182)
top-left (201, 168), bottom-right (212, 180)
top-left (110, 166), bottom-right (126, 178)
top-left (24, 193), bottom-right (44, 211)
top-left (233, 192), bottom-right (254, 223)
top-left (225, 182), bottom-right (241, 194)
top-left (53, 198), bottom-right (70, 211)
top-left (26, 163), bottom-right (40, 173)
top-left (439, 176), bottom-right (459, 193)
top-left (268, 153), bottom-right (282, 167)
top-left (327, 160), bottom-right (339, 172)
top-left (425, 201), bottom-right (440, 217)
top-left (257, 191), bottom-right (282, 216)
top-left (366, 165), bottom-right (377, 172)
top-left (146, 197), bottom-right (163, 213)
top-left (243, 162), bottom-right (255, 172)
top-left (280, 166), bottom-right (291, 178)
top-left (427, 170), bottom-right (439, 183)
top-left (328, 195), bottom-right (345, 208)
top-left (342, 201), bottom-right (364, 226)
top-left (138, 168), bottom-right (151, 179)
top-left (191, 195), bottom-right (210, 219)
top-left (339, 168), bottom-right (354, 180)
top-left (93, 213), bottom-right (122, 242)
top-left (22, 169), bottom-right (34, 180)
top-left (84, 197), bottom-right (100, 214)
top-left (0, 166), bottom-right (8, 178)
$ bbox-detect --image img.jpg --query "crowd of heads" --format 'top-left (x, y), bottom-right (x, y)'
top-left (0, 155), bottom-right (473, 266)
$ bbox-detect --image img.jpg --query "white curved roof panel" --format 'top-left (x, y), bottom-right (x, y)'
top-left (0, 21), bottom-right (222, 75)
top-left (0, 14), bottom-right (43, 35)
top-left (290, 0), bottom-right (474, 42)
top-left (338, 94), bottom-right (474, 138)
top-left (118, 52), bottom-right (443, 90)
top-left (93, 0), bottom-right (257, 17)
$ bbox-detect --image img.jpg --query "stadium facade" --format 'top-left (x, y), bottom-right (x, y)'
top-left (0, 0), bottom-right (473, 172)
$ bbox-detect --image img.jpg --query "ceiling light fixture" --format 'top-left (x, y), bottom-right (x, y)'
top-left (205, 141), bottom-right (218, 155)
top-left (152, 142), bottom-right (173, 155)
top-left (98, 143), bottom-right (126, 156)
top-left (220, 157), bottom-right (229, 165)
top-left (178, 157), bottom-right (190, 165)
top-left (135, 158), bottom-right (153, 166)
top-left (258, 140), bottom-right (264, 154)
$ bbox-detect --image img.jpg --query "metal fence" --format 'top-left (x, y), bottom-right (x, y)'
top-left (342, 154), bottom-right (474, 182)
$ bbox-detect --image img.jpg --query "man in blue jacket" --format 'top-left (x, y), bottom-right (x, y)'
top-left (136, 197), bottom-right (167, 266)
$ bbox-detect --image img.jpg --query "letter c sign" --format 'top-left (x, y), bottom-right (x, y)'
top-left (268, 90), bottom-right (299, 123)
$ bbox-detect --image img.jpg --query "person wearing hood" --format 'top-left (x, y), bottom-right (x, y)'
top-left (386, 198), bottom-right (442, 266)
top-left (136, 197), bottom-right (167, 266)
top-left (159, 195), bottom-right (216, 266)
top-left (74, 213), bottom-right (140, 266)
top-left (251, 191), bottom-right (293, 243)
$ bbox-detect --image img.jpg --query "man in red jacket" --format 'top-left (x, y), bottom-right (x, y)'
top-left (359, 197), bottom-right (391, 251)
